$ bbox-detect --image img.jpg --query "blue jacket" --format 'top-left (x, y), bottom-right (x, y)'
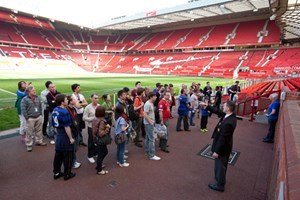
top-left (268, 100), bottom-right (280, 120)
top-left (201, 107), bottom-right (209, 117)
top-left (178, 95), bottom-right (189, 116)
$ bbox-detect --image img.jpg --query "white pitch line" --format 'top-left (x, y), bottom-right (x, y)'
top-left (0, 88), bottom-right (16, 96)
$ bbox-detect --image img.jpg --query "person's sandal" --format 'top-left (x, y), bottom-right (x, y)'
top-left (97, 170), bottom-right (108, 175)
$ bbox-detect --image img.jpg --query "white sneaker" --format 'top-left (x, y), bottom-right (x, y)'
top-left (87, 157), bottom-right (95, 164)
top-left (124, 155), bottom-right (128, 159)
top-left (73, 161), bottom-right (81, 169)
top-left (149, 155), bottom-right (161, 161)
top-left (118, 162), bottom-right (130, 167)
top-left (50, 140), bottom-right (55, 145)
top-left (124, 150), bottom-right (129, 154)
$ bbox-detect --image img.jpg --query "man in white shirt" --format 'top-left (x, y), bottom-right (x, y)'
top-left (83, 94), bottom-right (100, 164)
top-left (71, 84), bottom-right (88, 147)
top-left (144, 92), bottom-right (160, 161)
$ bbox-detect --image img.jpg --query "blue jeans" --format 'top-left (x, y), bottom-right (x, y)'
top-left (144, 124), bottom-right (155, 158)
top-left (116, 141), bottom-right (126, 164)
top-left (190, 110), bottom-right (195, 125)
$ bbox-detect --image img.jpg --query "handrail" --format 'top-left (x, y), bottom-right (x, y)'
top-left (235, 89), bottom-right (281, 120)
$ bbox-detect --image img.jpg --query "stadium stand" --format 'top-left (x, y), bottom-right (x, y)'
top-left (1, 10), bottom-right (300, 79)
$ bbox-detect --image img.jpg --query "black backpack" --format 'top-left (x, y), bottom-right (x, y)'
top-left (128, 104), bottom-right (140, 121)
top-left (227, 87), bottom-right (232, 95)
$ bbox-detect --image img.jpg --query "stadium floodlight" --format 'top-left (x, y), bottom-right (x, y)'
top-left (253, 8), bottom-right (258, 12)
top-left (12, 9), bottom-right (18, 14)
top-left (191, 18), bottom-right (195, 21)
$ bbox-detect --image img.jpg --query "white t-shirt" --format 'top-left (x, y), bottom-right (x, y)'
top-left (143, 100), bottom-right (155, 125)
top-left (72, 93), bottom-right (86, 114)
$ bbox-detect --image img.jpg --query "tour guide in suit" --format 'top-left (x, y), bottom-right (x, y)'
top-left (200, 100), bottom-right (237, 192)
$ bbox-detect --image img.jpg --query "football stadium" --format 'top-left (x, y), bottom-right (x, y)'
top-left (0, 0), bottom-right (299, 199)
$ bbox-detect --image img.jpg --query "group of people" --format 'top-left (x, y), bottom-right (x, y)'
top-left (15, 79), bottom-right (280, 192)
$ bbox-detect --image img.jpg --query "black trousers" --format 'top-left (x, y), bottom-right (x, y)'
top-left (214, 155), bottom-right (229, 187)
top-left (53, 150), bottom-right (73, 175)
top-left (87, 127), bottom-right (97, 158)
top-left (133, 117), bottom-right (142, 143)
top-left (76, 113), bottom-right (84, 143)
top-left (42, 109), bottom-right (49, 136)
top-left (201, 116), bottom-right (208, 129)
top-left (266, 119), bottom-right (278, 141)
top-left (176, 115), bottom-right (189, 131)
top-left (96, 145), bottom-right (108, 172)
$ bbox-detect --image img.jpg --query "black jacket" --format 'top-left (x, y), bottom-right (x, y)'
top-left (206, 105), bottom-right (237, 157)
top-left (46, 91), bottom-right (60, 112)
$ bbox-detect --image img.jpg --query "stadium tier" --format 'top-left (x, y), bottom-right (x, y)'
top-left (1, 17), bottom-right (299, 78)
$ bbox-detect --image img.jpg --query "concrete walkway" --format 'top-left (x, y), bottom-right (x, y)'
top-left (0, 115), bottom-right (273, 200)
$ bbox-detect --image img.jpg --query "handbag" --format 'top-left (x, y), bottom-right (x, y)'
top-left (96, 134), bottom-right (112, 145)
top-left (114, 117), bottom-right (127, 145)
top-left (114, 132), bottom-right (126, 145)
top-left (95, 120), bottom-right (112, 145)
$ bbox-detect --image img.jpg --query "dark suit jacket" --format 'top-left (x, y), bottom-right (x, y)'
top-left (206, 105), bottom-right (237, 157)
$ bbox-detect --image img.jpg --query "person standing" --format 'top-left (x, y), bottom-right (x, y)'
top-left (133, 87), bottom-right (144, 147)
top-left (200, 97), bottom-right (209, 132)
top-left (176, 89), bottom-right (190, 132)
top-left (214, 86), bottom-right (222, 109)
top-left (41, 81), bottom-right (52, 137)
top-left (46, 82), bottom-right (60, 144)
top-left (66, 95), bottom-right (81, 169)
top-left (52, 94), bottom-right (76, 181)
top-left (200, 100), bottom-right (237, 192)
top-left (251, 92), bottom-right (259, 116)
top-left (190, 88), bottom-right (199, 126)
top-left (21, 86), bottom-right (47, 152)
top-left (102, 94), bottom-right (115, 127)
top-left (92, 106), bottom-right (110, 175)
top-left (144, 92), bottom-right (160, 160)
top-left (71, 83), bottom-right (88, 147)
top-left (115, 105), bottom-right (130, 167)
top-left (131, 81), bottom-right (141, 101)
top-left (16, 81), bottom-right (31, 143)
top-left (158, 92), bottom-right (171, 153)
top-left (263, 93), bottom-right (280, 143)
top-left (169, 83), bottom-right (176, 118)
top-left (83, 94), bottom-right (99, 163)
top-left (203, 82), bottom-right (212, 102)
top-left (228, 81), bottom-right (240, 101)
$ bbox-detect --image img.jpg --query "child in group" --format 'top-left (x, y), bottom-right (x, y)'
top-left (251, 92), bottom-right (259, 116)
top-left (200, 97), bottom-right (209, 132)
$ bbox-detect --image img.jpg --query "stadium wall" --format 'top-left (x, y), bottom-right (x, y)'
top-left (268, 87), bottom-right (300, 200)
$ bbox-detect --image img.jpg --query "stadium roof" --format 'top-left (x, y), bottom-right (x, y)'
top-left (0, 0), bottom-right (299, 40)
top-left (96, 0), bottom-right (271, 30)
top-left (279, 0), bottom-right (300, 40)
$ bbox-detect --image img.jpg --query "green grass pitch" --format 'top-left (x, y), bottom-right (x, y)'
top-left (0, 74), bottom-right (236, 131)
